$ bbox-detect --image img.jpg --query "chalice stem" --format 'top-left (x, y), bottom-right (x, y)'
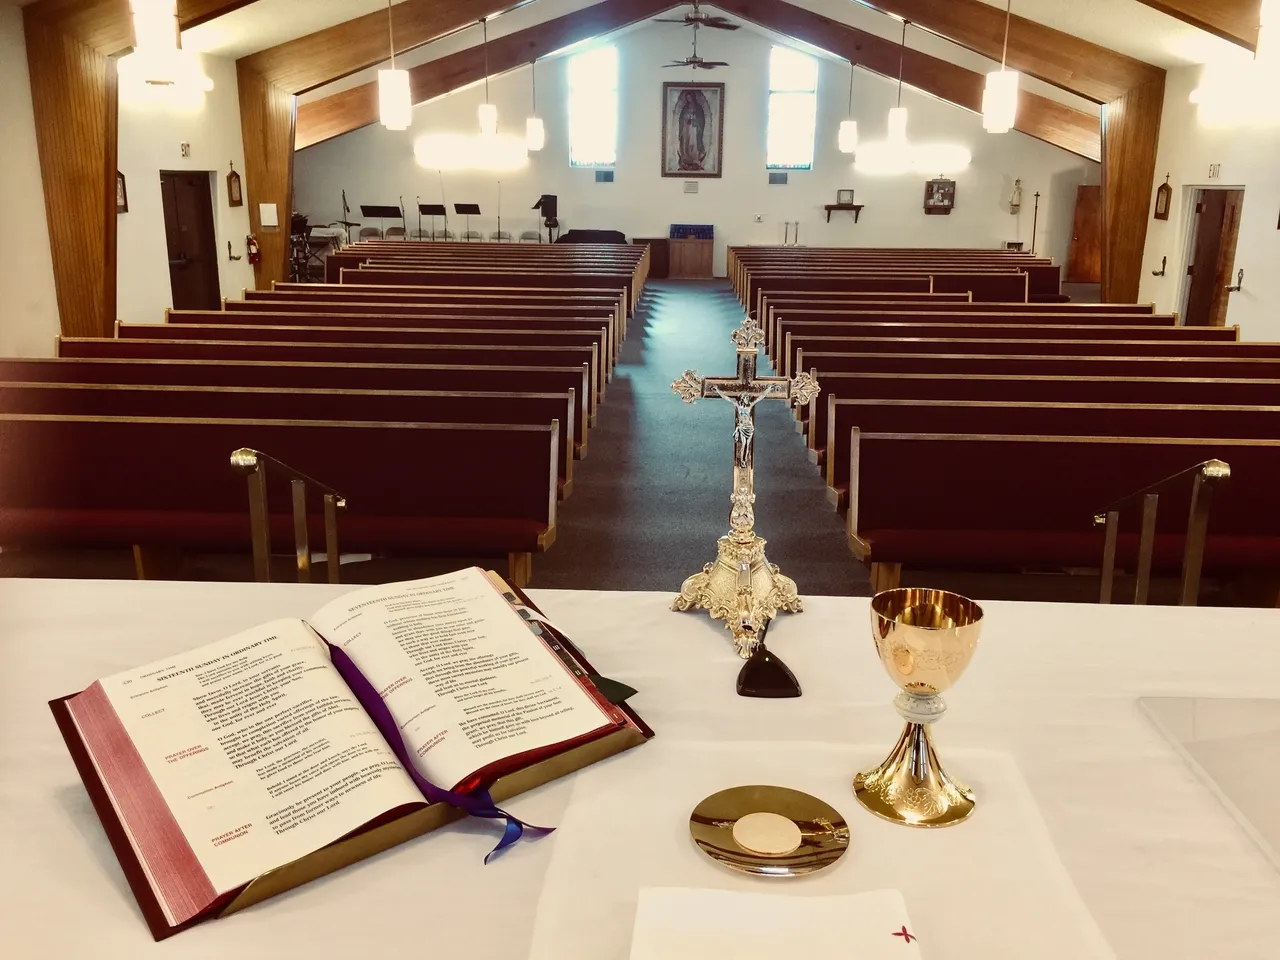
top-left (853, 720), bottom-right (975, 827)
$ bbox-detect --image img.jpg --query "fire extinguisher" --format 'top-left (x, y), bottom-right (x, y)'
top-left (246, 234), bottom-right (261, 266)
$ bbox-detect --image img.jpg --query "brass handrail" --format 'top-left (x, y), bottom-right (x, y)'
top-left (229, 448), bottom-right (347, 584)
top-left (1093, 459), bottom-right (1230, 607)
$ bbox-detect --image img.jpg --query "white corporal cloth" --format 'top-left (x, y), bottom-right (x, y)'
top-left (2, 579), bottom-right (1279, 958)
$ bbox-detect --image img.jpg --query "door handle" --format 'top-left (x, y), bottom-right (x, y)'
top-left (1225, 268), bottom-right (1243, 293)
top-left (168, 258), bottom-right (191, 268)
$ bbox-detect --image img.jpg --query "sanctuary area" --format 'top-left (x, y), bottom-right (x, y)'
top-left (3, 0), bottom-right (1280, 956)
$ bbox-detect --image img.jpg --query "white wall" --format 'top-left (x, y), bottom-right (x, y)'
top-left (116, 53), bottom-right (255, 324)
top-left (294, 23), bottom-right (1097, 276)
top-left (0, 6), bottom-right (59, 357)
top-left (1138, 64), bottom-right (1280, 340)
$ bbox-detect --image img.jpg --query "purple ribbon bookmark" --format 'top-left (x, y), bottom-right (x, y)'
top-left (326, 641), bottom-right (553, 863)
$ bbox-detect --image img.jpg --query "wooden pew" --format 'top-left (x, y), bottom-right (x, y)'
top-left (744, 271), bottom-right (1031, 317)
top-left (128, 322), bottom-right (615, 391)
top-left (794, 351), bottom-right (1280, 439)
top-left (205, 306), bottom-right (622, 361)
top-left (805, 369), bottom-right (1279, 465)
top-left (774, 321), bottom-right (1226, 372)
top-left (58, 338), bottom-right (605, 421)
top-left (825, 399), bottom-right (1280, 512)
top-left (0, 357), bottom-right (592, 457)
top-left (782, 331), bottom-right (1247, 378)
top-left (0, 415), bottom-right (560, 585)
top-left (266, 283), bottom-right (628, 334)
top-left (0, 381), bottom-right (577, 499)
top-left (346, 267), bottom-right (637, 314)
top-left (846, 433), bottom-right (1280, 595)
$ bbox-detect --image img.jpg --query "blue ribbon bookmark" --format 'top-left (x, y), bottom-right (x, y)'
top-left (326, 641), bottom-right (553, 863)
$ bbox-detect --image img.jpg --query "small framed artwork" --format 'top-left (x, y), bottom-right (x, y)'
top-left (836, 189), bottom-right (855, 204)
top-left (661, 82), bottom-right (725, 178)
top-left (116, 171), bottom-right (128, 214)
top-left (227, 162), bottom-right (243, 207)
top-left (924, 178), bottom-right (955, 215)
top-left (1154, 174), bottom-right (1172, 220)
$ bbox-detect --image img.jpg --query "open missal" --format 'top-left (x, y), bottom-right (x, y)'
top-left (50, 568), bottom-right (651, 940)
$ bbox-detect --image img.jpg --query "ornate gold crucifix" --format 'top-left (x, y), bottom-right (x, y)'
top-left (671, 315), bottom-right (820, 657)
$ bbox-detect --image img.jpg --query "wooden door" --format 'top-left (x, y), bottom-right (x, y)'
top-left (1066, 185), bottom-right (1101, 283)
top-left (160, 171), bottom-right (220, 310)
top-left (1184, 188), bottom-right (1244, 327)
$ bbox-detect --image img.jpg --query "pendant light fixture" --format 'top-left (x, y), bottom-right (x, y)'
top-left (478, 19), bottom-right (499, 135)
top-left (982, 0), bottom-right (1019, 133)
top-left (887, 19), bottom-right (909, 144)
top-left (838, 60), bottom-right (858, 153)
top-left (119, 0), bottom-right (213, 91)
top-left (378, 0), bottom-right (412, 131)
top-left (526, 59), bottom-right (546, 151)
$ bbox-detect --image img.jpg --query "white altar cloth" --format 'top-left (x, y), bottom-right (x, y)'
top-left (2, 578), bottom-right (1279, 959)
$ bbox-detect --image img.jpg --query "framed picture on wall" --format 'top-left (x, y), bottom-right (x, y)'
top-left (924, 178), bottom-right (955, 215)
top-left (661, 82), bottom-right (725, 178)
top-left (227, 162), bottom-right (243, 207)
top-left (116, 171), bottom-right (128, 214)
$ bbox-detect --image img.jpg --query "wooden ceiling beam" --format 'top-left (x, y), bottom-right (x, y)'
top-left (1133, 0), bottom-right (1259, 51)
top-left (852, 0), bottom-right (1162, 104)
top-left (295, 0), bottom-right (675, 149)
top-left (715, 0), bottom-right (1100, 160)
top-left (240, 0), bottom-right (519, 95)
top-left (24, 0), bottom-right (260, 55)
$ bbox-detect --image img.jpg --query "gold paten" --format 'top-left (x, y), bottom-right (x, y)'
top-left (671, 316), bottom-right (821, 657)
top-left (854, 588), bottom-right (983, 828)
top-left (689, 784), bottom-right (850, 877)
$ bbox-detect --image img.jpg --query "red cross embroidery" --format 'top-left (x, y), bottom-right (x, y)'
top-left (892, 925), bottom-right (917, 944)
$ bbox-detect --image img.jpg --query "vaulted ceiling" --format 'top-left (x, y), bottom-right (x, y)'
top-left (19, 0), bottom-right (1266, 338)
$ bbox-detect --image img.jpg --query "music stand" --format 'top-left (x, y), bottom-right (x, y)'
top-left (454, 203), bottom-right (482, 241)
top-left (419, 203), bottom-right (448, 241)
top-left (359, 204), bottom-right (403, 239)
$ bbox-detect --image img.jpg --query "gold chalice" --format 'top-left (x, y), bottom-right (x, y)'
top-left (853, 588), bottom-right (983, 827)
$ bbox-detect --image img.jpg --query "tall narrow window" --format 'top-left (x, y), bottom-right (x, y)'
top-left (766, 46), bottom-right (818, 170)
top-left (567, 45), bottom-right (618, 167)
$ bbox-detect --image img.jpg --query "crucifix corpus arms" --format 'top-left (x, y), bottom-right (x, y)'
top-left (671, 315), bottom-right (820, 657)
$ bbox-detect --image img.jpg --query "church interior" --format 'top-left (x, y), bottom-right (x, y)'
top-left (4, 0), bottom-right (1280, 955)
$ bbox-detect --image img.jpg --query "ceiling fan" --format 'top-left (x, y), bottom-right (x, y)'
top-left (664, 24), bottom-right (730, 70)
top-left (654, 1), bottom-right (740, 31)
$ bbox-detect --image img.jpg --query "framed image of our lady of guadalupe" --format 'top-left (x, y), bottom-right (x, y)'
top-left (662, 82), bottom-right (725, 178)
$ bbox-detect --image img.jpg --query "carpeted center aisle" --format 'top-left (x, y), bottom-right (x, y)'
top-left (534, 279), bottom-right (871, 596)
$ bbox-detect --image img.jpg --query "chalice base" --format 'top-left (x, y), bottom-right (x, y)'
top-left (853, 721), bottom-right (975, 827)
top-left (671, 533), bottom-right (803, 658)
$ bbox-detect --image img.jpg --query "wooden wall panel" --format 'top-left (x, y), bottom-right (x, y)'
top-left (237, 64), bottom-right (297, 289)
top-left (26, 0), bottom-right (256, 55)
top-left (1134, 0), bottom-right (1259, 51)
top-left (296, 0), bottom-right (672, 148)
top-left (241, 0), bottom-right (501, 94)
top-left (855, 0), bottom-right (1161, 103)
top-left (23, 12), bottom-right (118, 339)
top-left (1101, 77), bottom-right (1165, 303)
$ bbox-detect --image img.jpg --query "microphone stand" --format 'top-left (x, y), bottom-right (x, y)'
top-left (415, 195), bottom-right (421, 241)
top-left (438, 170), bottom-right (449, 240)
top-left (398, 196), bottom-right (405, 239)
top-left (497, 180), bottom-right (502, 242)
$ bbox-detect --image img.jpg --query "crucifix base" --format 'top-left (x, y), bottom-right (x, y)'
top-left (672, 532), bottom-right (803, 658)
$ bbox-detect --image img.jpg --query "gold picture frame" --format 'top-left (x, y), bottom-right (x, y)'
top-left (661, 82), bottom-right (725, 178)
top-left (116, 171), bottom-right (128, 213)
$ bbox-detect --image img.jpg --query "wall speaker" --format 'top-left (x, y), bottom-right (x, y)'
top-left (595, 170), bottom-right (615, 183)
top-left (768, 172), bottom-right (789, 185)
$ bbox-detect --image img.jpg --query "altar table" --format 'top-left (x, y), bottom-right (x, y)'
top-left (2, 579), bottom-right (1278, 958)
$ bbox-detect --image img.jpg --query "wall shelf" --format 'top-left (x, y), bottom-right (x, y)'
top-left (824, 203), bottom-right (865, 223)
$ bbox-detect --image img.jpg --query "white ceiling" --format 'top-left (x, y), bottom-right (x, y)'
top-left (181, 0), bottom-right (1255, 69)
top-left (965, 0), bottom-right (1253, 68)
top-left (183, 0), bottom-right (411, 59)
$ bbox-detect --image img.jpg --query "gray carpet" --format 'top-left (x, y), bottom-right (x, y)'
top-left (535, 279), bottom-right (871, 596)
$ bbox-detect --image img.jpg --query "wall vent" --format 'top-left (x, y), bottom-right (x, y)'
top-left (595, 169), bottom-right (615, 183)
top-left (768, 172), bottom-right (789, 185)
